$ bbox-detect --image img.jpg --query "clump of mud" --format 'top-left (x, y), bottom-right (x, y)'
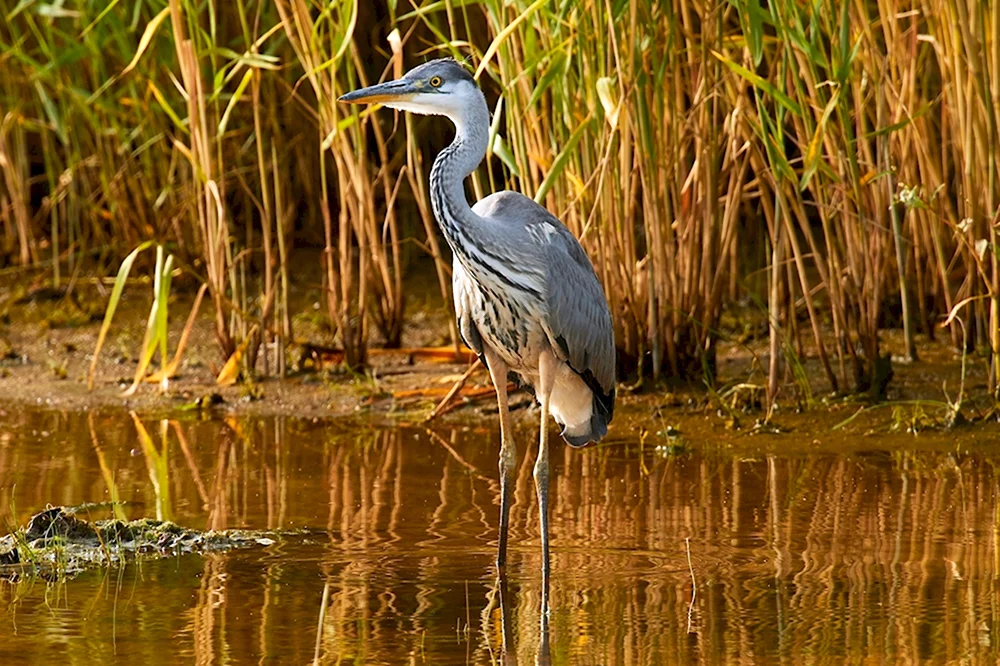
top-left (0, 506), bottom-right (278, 580)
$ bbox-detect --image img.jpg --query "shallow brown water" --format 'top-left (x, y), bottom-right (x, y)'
top-left (1, 407), bottom-right (1000, 664)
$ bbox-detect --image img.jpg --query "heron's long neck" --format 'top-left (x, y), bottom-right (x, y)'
top-left (429, 93), bottom-right (493, 260)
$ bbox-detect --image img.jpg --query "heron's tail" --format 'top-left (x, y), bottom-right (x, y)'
top-left (561, 386), bottom-right (614, 447)
top-left (546, 364), bottom-right (614, 449)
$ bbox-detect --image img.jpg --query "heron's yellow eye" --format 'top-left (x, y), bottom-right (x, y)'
top-left (429, 76), bottom-right (443, 88)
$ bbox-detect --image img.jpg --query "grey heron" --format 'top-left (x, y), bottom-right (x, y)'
top-left (340, 59), bottom-right (615, 603)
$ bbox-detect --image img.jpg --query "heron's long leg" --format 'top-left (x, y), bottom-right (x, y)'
top-left (484, 347), bottom-right (516, 571)
top-left (535, 350), bottom-right (557, 613)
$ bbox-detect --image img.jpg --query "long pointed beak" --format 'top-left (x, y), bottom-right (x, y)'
top-left (338, 79), bottom-right (418, 105)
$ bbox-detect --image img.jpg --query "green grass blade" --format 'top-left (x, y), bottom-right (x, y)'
top-left (88, 241), bottom-right (153, 390)
top-left (80, 0), bottom-right (122, 38)
top-left (156, 255), bottom-right (174, 377)
top-left (712, 50), bottom-right (802, 116)
top-left (535, 116), bottom-right (593, 203)
top-left (218, 68), bottom-right (253, 135)
top-left (121, 6), bottom-right (170, 77)
top-left (800, 91), bottom-right (839, 191)
top-left (476, 0), bottom-right (548, 80)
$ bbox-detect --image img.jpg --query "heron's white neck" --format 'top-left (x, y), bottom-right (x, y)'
top-left (426, 88), bottom-right (545, 300)
top-left (428, 89), bottom-right (492, 253)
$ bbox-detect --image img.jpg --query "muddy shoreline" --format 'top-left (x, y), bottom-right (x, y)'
top-left (1, 274), bottom-right (996, 439)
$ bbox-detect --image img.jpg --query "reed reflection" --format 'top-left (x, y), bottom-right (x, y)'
top-left (0, 408), bottom-right (999, 664)
top-left (482, 574), bottom-right (550, 666)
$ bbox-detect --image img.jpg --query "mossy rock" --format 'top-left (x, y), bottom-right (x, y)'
top-left (0, 506), bottom-right (282, 580)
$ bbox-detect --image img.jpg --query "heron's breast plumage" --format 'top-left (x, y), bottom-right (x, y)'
top-left (454, 259), bottom-right (548, 373)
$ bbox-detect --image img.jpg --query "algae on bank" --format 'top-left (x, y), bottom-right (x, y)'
top-left (0, 505), bottom-right (279, 580)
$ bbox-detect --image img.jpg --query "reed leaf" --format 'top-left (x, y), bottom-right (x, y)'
top-left (87, 240), bottom-right (154, 390)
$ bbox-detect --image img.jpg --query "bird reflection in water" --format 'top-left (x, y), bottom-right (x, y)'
top-left (484, 574), bottom-right (550, 666)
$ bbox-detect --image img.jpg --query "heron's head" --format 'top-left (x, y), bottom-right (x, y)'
top-left (338, 58), bottom-right (479, 119)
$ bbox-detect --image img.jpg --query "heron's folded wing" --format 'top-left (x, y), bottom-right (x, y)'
top-left (541, 227), bottom-right (616, 409)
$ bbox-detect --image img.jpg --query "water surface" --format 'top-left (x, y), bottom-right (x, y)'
top-left (1, 407), bottom-right (999, 664)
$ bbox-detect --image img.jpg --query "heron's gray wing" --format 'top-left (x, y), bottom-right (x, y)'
top-left (473, 192), bottom-right (615, 415)
top-left (540, 225), bottom-right (616, 401)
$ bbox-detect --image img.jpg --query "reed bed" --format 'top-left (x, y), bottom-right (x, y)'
top-left (1, 0), bottom-right (999, 406)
